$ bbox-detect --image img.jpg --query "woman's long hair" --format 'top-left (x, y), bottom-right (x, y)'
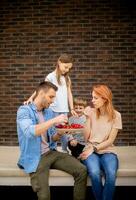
top-left (55, 53), bottom-right (73, 87)
top-left (93, 84), bottom-right (115, 121)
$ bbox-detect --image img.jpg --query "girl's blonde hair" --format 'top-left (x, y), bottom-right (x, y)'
top-left (92, 84), bottom-right (115, 121)
top-left (56, 53), bottom-right (73, 87)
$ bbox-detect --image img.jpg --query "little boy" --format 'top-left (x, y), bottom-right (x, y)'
top-left (68, 97), bottom-right (87, 158)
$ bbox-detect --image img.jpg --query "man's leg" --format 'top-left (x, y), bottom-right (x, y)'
top-left (51, 151), bottom-right (87, 200)
top-left (29, 152), bottom-right (56, 200)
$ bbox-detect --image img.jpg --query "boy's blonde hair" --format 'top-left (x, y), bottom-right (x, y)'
top-left (74, 97), bottom-right (87, 107)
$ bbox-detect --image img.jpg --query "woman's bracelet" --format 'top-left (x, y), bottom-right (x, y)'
top-left (92, 145), bottom-right (98, 152)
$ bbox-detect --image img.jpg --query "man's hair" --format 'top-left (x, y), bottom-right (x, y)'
top-left (74, 97), bottom-right (87, 107)
top-left (35, 81), bottom-right (58, 97)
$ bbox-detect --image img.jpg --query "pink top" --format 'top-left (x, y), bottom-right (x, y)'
top-left (37, 111), bottom-right (50, 155)
top-left (84, 107), bottom-right (122, 154)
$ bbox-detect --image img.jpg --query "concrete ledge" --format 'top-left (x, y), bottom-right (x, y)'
top-left (0, 146), bottom-right (136, 186)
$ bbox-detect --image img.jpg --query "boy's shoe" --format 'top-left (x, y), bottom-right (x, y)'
top-left (62, 150), bottom-right (69, 154)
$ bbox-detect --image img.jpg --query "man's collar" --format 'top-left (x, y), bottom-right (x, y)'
top-left (29, 103), bottom-right (38, 111)
top-left (29, 102), bottom-right (47, 113)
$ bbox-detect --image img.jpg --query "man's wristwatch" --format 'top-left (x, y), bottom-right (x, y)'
top-left (57, 132), bottom-right (62, 137)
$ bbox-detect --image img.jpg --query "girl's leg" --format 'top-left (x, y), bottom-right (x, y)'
top-left (101, 153), bottom-right (119, 200)
top-left (83, 153), bottom-right (103, 200)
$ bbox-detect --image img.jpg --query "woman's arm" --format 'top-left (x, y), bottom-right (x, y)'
top-left (95, 128), bottom-right (118, 151)
top-left (83, 117), bottom-right (91, 142)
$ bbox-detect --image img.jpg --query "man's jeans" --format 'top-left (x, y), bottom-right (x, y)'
top-left (30, 150), bottom-right (87, 200)
top-left (82, 153), bottom-right (118, 200)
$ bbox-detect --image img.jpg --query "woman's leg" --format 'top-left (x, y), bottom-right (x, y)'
top-left (83, 153), bottom-right (103, 200)
top-left (101, 153), bottom-right (119, 200)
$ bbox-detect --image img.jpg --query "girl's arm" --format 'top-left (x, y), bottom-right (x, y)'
top-left (67, 79), bottom-right (78, 116)
top-left (24, 91), bottom-right (36, 105)
top-left (24, 76), bottom-right (50, 105)
top-left (94, 128), bottom-right (118, 151)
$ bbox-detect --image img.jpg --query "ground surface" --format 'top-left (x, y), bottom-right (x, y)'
top-left (0, 186), bottom-right (136, 200)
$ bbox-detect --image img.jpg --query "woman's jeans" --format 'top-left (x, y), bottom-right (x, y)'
top-left (53, 111), bottom-right (68, 151)
top-left (82, 153), bottom-right (118, 200)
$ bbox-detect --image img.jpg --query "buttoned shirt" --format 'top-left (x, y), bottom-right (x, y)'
top-left (17, 103), bottom-right (57, 173)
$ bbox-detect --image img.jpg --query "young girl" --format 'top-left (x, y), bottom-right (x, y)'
top-left (80, 84), bottom-right (122, 200)
top-left (24, 53), bottom-right (77, 152)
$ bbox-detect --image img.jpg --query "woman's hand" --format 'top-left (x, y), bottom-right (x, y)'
top-left (83, 106), bottom-right (91, 118)
top-left (78, 145), bottom-right (94, 160)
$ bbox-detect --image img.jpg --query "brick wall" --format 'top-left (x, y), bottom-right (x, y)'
top-left (0, 0), bottom-right (135, 145)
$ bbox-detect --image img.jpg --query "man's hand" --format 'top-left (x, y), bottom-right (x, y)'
top-left (54, 114), bottom-right (68, 125)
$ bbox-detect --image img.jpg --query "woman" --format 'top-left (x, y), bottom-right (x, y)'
top-left (80, 84), bottom-right (122, 200)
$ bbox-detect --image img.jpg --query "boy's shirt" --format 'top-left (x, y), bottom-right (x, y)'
top-left (68, 115), bottom-right (86, 145)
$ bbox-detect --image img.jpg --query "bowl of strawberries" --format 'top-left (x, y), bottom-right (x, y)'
top-left (55, 123), bottom-right (84, 134)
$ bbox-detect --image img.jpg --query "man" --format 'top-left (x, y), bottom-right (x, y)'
top-left (17, 81), bottom-right (87, 200)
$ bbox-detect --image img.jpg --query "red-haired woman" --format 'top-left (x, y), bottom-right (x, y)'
top-left (80, 84), bottom-right (122, 200)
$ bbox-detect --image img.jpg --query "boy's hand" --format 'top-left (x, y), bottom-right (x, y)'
top-left (70, 139), bottom-right (78, 146)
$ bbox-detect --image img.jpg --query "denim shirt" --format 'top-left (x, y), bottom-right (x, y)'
top-left (17, 103), bottom-right (57, 173)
